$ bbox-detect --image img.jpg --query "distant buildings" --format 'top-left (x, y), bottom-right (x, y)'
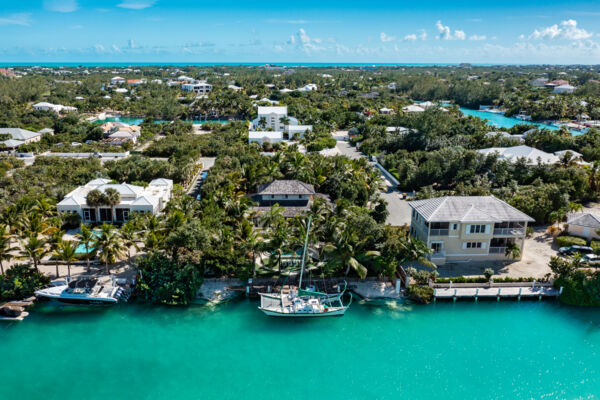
top-left (553, 84), bottom-right (576, 94)
top-left (402, 105), bottom-right (425, 113)
top-left (57, 178), bottom-right (173, 223)
top-left (111, 76), bottom-right (126, 85)
top-left (286, 125), bottom-right (313, 139)
top-left (409, 196), bottom-right (534, 265)
top-left (379, 107), bottom-right (394, 115)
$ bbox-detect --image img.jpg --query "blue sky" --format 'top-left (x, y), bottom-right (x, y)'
top-left (1, 0), bottom-right (599, 63)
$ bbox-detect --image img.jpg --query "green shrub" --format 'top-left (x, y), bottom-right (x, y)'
top-left (407, 285), bottom-right (434, 304)
top-left (436, 276), bottom-right (488, 283)
top-left (555, 235), bottom-right (587, 248)
top-left (0, 264), bottom-right (50, 301)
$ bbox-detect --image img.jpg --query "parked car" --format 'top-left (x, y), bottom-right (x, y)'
top-left (582, 254), bottom-right (600, 265)
top-left (559, 245), bottom-right (594, 256)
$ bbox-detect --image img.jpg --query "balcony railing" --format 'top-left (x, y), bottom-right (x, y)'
top-left (493, 227), bottom-right (525, 236)
top-left (429, 251), bottom-right (446, 259)
top-left (489, 246), bottom-right (507, 254)
top-left (429, 229), bottom-right (449, 236)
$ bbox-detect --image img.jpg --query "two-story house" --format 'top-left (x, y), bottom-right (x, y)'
top-left (251, 180), bottom-right (329, 218)
top-left (408, 196), bottom-right (534, 265)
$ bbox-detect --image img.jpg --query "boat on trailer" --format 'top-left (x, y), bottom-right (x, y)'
top-left (35, 275), bottom-right (132, 305)
top-left (258, 216), bottom-right (352, 317)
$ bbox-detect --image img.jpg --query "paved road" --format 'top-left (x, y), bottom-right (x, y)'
top-left (334, 138), bottom-right (411, 226)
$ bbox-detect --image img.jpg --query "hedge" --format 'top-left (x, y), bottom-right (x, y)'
top-left (555, 235), bottom-right (587, 248)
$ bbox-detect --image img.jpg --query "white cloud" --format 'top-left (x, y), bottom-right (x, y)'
top-left (436, 20), bottom-right (466, 40)
top-left (469, 35), bottom-right (486, 41)
top-left (43, 0), bottom-right (78, 13)
top-left (404, 30), bottom-right (427, 41)
top-left (128, 39), bottom-right (137, 49)
top-left (529, 19), bottom-right (593, 40)
top-left (0, 13), bottom-right (31, 26)
top-left (93, 44), bottom-right (105, 53)
top-left (380, 32), bottom-right (396, 42)
top-left (117, 1), bottom-right (157, 10)
top-left (112, 44), bottom-right (122, 53)
top-left (287, 28), bottom-right (325, 53)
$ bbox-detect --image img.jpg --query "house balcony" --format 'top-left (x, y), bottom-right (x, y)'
top-left (493, 227), bottom-right (525, 236)
top-left (429, 229), bottom-right (449, 236)
top-left (429, 251), bottom-right (446, 260)
top-left (489, 246), bottom-right (507, 254)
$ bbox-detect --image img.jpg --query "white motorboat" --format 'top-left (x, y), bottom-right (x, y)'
top-left (258, 216), bottom-right (352, 317)
top-left (35, 275), bottom-right (132, 305)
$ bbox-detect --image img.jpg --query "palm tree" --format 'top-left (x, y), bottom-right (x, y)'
top-left (399, 236), bottom-right (435, 269)
top-left (20, 234), bottom-right (48, 271)
top-left (120, 221), bottom-right (140, 266)
top-left (236, 219), bottom-right (264, 277)
top-left (103, 188), bottom-right (121, 223)
top-left (95, 224), bottom-right (126, 274)
top-left (86, 189), bottom-right (104, 222)
top-left (258, 116), bottom-right (267, 130)
top-left (586, 162), bottom-right (600, 195)
top-left (77, 224), bottom-right (95, 272)
top-left (505, 243), bottom-right (521, 260)
top-left (54, 240), bottom-right (78, 277)
top-left (0, 224), bottom-right (16, 275)
top-left (323, 221), bottom-right (379, 279)
top-left (49, 229), bottom-right (65, 278)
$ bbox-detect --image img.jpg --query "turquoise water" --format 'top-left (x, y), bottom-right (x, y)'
top-left (97, 117), bottom-right (230, 125)
top-left (74, 230), bottom-right (101, 255)
top-left (459, 108), bottom-right (586, 136)
top-left (1, 300), bottom-right (600, 399)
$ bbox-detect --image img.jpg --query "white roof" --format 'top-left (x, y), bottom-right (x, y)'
top-left (409, 196), bottom-right (534, 223)
top-left (287, 125), bottom-right (312, 133)
top-left (478, 145), bottom-right (559, 165)
top-left (554, 150), bottom-right (583, 158)
top-left (402, 105), bottom-right (425, 113)
top-left (257, 106), bottom-right (287, 115)
top-left (1, 139), bottom-right (25, 147)
top-left (149, 178), bottom-right (173, 187)
top-left (249, 131), bottom-right (283, 139)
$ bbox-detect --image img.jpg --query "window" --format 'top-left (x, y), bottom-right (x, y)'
top-left (431, 243), bottom-right (443, 253)
top-left (469, 224), bottom-right (487, 234)
top-left (453, 224), bottom-right (458, 230)
top-left (466, 242), bottom-right (482, 249)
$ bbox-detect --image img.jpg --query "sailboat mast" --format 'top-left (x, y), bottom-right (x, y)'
top-left (298, 216), bottom-right (312, 290)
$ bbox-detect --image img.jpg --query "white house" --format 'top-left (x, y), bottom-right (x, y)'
top-left (380, 107), bottom-right (394, 115)
top-left (101, 122), bottom-right (141, 145)
top-left (298, 83), bottom-right (318, 92)
top-left (485, 131), bottom-right (525, 142)
top-left (478, 145), bottom-right (560, 165)
top-left (57, 178), bottom-right (173, 223)
top-left (402, 105), bottom-right (425, 113)
top-left (182, 81), bottom-right (212, 94)
top-left (249, 131), bottom-right (284, 146)
top-left (286, 125), bottom-right (313, 139)
top-left (33, 102), bottom-right (77, 113)
top-left (254, 106), bottom-right (290, 131)
top-left (553, 84), bottom-right (576, 94)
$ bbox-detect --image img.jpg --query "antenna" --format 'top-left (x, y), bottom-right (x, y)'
top-left (297, 215), bottom-right (312, 290)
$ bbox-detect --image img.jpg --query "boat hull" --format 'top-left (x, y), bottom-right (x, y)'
top-left (258, 306), bottom-right (348, 317)
top-left (35, 292), bottom-right (118, 305)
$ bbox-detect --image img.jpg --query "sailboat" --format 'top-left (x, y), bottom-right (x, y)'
top-left (258, 216), bottom-right (352, 317)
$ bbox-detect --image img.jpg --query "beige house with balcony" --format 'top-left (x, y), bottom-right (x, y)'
top-left (408, 196), bottom-right (534, 265)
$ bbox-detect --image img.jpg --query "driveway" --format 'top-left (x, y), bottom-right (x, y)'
top-left (334, 135), bottom-right (411, 226)
top-left (188, 157), bottom-right (216, 196)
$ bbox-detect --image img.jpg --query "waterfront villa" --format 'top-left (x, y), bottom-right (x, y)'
top-left (57, 178), bottom-right (173, 223)
top-left (251, 179), bottom-right (327, 218)
top-left (566, 212), bottom-right (600, 241)
top-left (408, 196), bottom-right (534, 265)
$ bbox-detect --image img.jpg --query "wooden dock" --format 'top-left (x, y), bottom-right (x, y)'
top-left (434, 285), bottom-right (561, 301)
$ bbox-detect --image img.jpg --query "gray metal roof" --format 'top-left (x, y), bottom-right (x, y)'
top-left (567, 212), bottom-right (600, 229)
top-left (257, 180), bottom-right (315, 195)
top-left (408, 196), bottom-right (534, 223)
top-left (0, 128), bottom-right (41, 141)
